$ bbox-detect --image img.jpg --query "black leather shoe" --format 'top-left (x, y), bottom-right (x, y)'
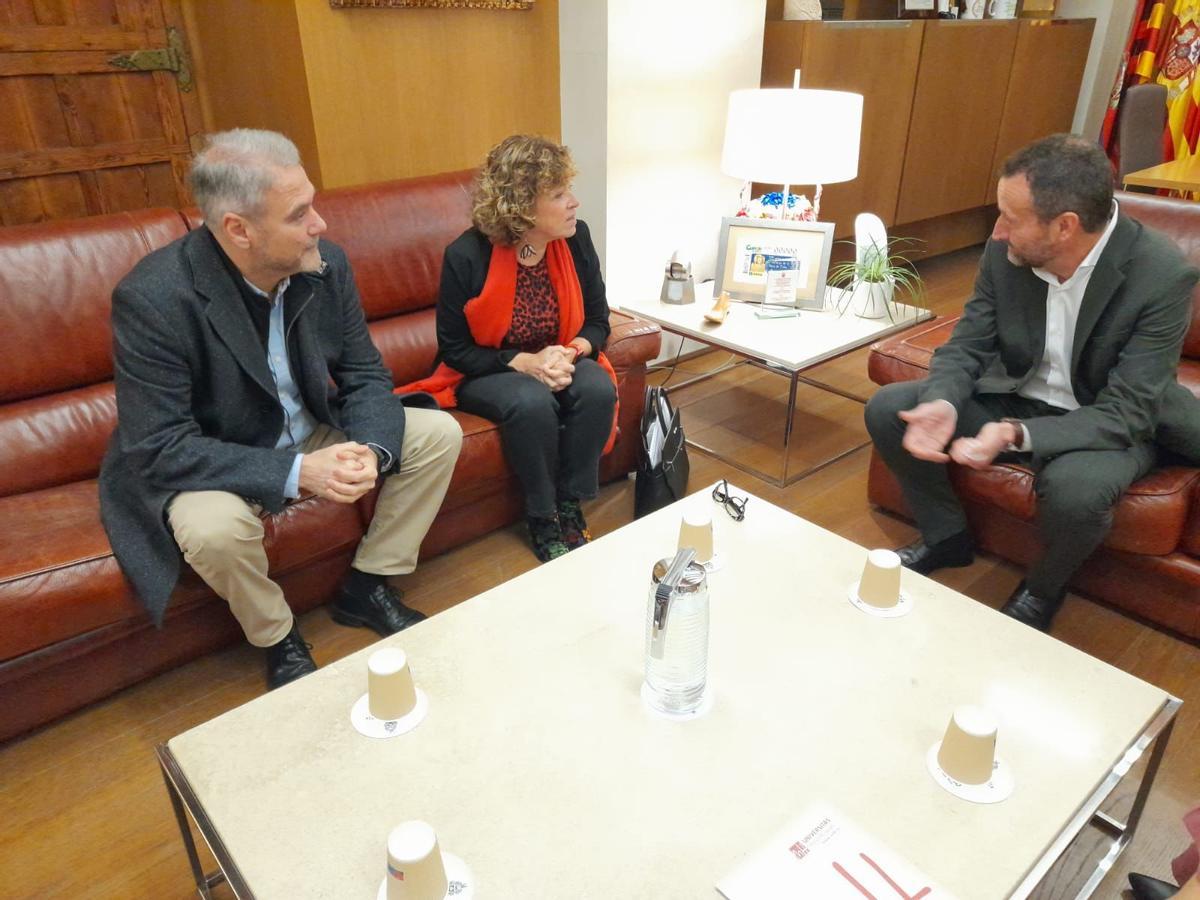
top-left (895, 532), bottom-right (974, 575)
top-left (1129, 872), bottom-right (1179, 900)
top-left (1000, 581), bottom-right (1065, 632)
top-left (265, 622), bottom-right (317, 690)
top-left (332, 582), bottom-right (425, 637)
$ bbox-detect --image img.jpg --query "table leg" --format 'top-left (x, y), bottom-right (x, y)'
top-left (156, 743), bottom-right (253, 899)
top-left (1072, 711), bottom-right (1178, 899)
top-left (1007, 696), bottom-right (1181, 900)
top-left (781, 373), bottom-right (799, 484)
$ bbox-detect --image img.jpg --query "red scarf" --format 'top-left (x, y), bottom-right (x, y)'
top-left (398, 239), bottom-right (619, 454)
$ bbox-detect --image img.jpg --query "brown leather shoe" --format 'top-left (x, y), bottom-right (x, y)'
top-left (1000, 581), bottom-right (1065, 632)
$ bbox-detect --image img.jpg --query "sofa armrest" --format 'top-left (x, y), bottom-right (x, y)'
top-left (867, 314), bottom-right (956, 386)
top-left (604, 310), bottom-right (662, 372)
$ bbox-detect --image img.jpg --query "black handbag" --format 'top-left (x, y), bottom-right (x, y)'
top-left (634, 385), bottom-right (690, 518)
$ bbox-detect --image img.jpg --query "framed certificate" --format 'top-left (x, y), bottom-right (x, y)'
top-left (714, 217), bottom-right (834, 311)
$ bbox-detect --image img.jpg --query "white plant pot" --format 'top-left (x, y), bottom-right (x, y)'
top-left (851, 279), bottom-right (893, 319)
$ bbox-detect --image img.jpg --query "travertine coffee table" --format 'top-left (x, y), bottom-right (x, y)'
top-left (159, 487), bottom-right (1178, 899)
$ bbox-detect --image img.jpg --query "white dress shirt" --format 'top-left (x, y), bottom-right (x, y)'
top-left (1020, 200), bottom-right (1121, 413)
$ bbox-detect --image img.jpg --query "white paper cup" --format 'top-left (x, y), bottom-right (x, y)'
top-left (858, 549), bottom-right (902, 609)
top-left (678, 509), bottom-right (714, 565)
top-left (386, 821), bottom-right (448, 900)
top-left (368, 648), bottom-right (418, 721)
top-left (936, 705), bottom-right (998, 785)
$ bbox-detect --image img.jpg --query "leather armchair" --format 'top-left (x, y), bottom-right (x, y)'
top-left (866, 191), bottom-right (1200, 638)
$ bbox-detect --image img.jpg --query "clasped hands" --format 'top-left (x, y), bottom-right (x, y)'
top-left (899, 401), bottom-right (1014, 470)
top-left (511, 344), bottom-right (575, 391)
top-left (299, 442), bottom-right (377, 503)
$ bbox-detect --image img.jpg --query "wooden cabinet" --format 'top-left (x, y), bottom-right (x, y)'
top-left (896, 20), bottom-right (1019, 223)
top-left (763, 20), bottom-right (923, 237)
top-left (761, 17), bottom-right (1094, 253)
top-left (990, 18), bottom-right (1096, 179)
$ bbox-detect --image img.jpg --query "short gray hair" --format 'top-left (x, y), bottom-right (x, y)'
top-left (188, 129), bottom-right (301, 224)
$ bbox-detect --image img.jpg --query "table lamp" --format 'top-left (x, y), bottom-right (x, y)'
top-left (720, 71), bottom-right (863, 221)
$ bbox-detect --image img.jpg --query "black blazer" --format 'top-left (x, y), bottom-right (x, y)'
top-left (434, 220), bottom-right (611, 377)
top-left (99, 228), bottom-right (424, 624)
top-left (918, 215), bottom-right (1200, 462)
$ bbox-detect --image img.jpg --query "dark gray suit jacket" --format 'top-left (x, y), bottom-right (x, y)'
top-left (100, 228), bottom-right (423, 625)
top-left (918, 215), bottom-right (1200, 463)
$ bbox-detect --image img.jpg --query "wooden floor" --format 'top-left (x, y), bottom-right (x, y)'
top-left (1, 247), bottom-right (1197, 898)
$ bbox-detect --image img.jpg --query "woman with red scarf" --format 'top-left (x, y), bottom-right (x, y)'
top-left (401, 135), bottom-right (617, 562)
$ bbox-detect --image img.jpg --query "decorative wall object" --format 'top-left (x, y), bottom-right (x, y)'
top-left (330, 0), bottom-right (532, 9)
top-left (783, 0), bottom-right (823, 19)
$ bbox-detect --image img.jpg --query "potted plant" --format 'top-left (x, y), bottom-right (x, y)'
top-left (827, 236), bottom-right (925, 321)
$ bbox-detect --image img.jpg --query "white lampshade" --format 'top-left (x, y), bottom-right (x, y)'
top-left (721, 88), bottom-right (863, 186)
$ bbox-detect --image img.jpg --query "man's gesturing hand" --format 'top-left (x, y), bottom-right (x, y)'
top-left (898, 400), bottom-right (957, 463)
top-left (299, 442), bottom-right (378, 503)
top-left (949, 421), bottom-right (1013, 470)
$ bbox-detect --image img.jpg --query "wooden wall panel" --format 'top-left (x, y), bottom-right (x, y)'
top-left (293, 0), bottom-right (560, 188)
top-left (896, 20), bottom-right (1019, 224)
top-left (761, 20), bottom-right (804, 88)
top-left (179, 0), bottom-right (322, 185)
top-left (990, 18), bottom-right (1094, 179)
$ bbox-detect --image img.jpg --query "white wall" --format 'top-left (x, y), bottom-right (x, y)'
top-left (1057, 0), bottom-right (1138, 139)
top-left (558, 1), bottom-right (608, 265)
top-left (561, 0), bottom-right (767, 362)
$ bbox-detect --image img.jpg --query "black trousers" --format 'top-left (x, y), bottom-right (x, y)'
top-left (864, 381), bottom-right (1156, 598)
top-left (457, 358), bottom-right (616, 517)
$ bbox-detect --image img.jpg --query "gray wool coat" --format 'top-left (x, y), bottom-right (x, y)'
top-left (99, 227), bottom-right (430, 625)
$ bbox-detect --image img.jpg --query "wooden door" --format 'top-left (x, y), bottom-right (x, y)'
top-left (0, 0), bottom-right (203, 225)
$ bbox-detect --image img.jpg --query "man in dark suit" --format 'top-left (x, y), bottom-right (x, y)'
top-left (100, 129), bottom-right (463, 688)
top-left (866, 133), bottom-right (1200, 632)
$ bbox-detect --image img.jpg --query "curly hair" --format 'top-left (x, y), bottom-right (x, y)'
top-left (472, 135), bottom-right (578, 246)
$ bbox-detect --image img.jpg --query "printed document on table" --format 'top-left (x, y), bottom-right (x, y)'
top-left (717, 804), bottom-right (955, 899)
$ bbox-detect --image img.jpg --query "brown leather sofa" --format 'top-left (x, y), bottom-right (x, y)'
top-left (867, 191), bottom-right (1200, 639)
top-left (0, 170), bottom-right (661, 743)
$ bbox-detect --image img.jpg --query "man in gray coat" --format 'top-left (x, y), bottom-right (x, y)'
top-left (100, 129), bottom-right (463, 688)
top-left (866, 133), bottom-right (1200, 632)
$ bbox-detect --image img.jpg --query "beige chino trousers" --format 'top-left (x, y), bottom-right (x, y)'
top-left (167, 408), bottom-right (462, 647)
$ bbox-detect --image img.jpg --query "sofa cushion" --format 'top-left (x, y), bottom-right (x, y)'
top-left (0, 480), bottom-right (366, 662)
top-left (0, 209), bottom-right (186, 404)
top-left (947, 460), bottom-right (1198, 556)
top-left (0, 383), bottom-right (117, 498)
top-left (0, 480), bottom-right (134, 662)
top-left (867, 317), bottom-right (948, 384)
top-left (317, 171), bottom-right (476, 321)
top-left (1117, 191), bottom-right (1200, 358)
top-left (370, 310), bottom-right (440, 391)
